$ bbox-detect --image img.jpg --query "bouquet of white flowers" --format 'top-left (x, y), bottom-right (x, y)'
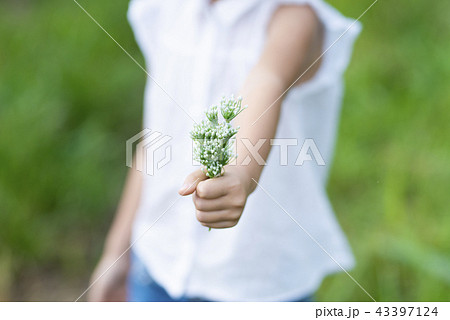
top-left (191, 95), bottom-right (247, 178)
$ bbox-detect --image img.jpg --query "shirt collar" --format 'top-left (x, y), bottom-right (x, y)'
top-left (199, 0), bottom-right (263, 26)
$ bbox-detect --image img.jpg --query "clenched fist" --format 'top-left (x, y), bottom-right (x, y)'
top-left (179, 166), bottom-right (253, 229)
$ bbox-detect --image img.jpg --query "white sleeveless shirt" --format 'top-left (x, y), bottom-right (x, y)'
top-left (128, 0), bottom-right (361, 301)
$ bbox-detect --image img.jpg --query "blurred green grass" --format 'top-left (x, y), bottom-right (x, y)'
top-left (0, 0), bottom-right (449, 301)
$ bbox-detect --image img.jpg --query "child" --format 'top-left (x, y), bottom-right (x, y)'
top-left (89, 0), bottom-right (361, 302)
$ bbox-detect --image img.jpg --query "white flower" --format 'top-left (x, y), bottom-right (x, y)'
top-left (190, 95), bottom-right (246, 178)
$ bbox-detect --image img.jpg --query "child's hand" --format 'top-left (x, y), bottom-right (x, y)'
top-left (88, 252), bottom-right (129, 301)
top-left (179, 167), bottom-right (252, 229)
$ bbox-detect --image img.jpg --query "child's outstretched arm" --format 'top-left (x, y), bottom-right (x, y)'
top-left (179, 5), bottom-right (323, 229)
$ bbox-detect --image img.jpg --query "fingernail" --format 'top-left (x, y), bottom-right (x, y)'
top-left (179, 183), bottom-right (189, 193)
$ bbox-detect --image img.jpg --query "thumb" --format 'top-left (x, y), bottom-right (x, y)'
top-left (178, 169), bottom-right (208, 196)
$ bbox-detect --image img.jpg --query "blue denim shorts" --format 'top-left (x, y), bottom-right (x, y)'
top-left (127, 251), bottom-right (314, 302)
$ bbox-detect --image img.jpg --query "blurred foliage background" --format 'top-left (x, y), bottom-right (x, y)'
top-left (0, 0), bottom-right (449, 301)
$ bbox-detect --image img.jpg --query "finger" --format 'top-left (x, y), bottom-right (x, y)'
top-left (200, 220), bottom-right (238, 229)
top-left (178, 169), bottom-right (208, 196)
top-left (193, 192), bottom-right (227, 211)
top-left (196, 210), bottom-right (234, 224)
top-left (196, 177), bottom-right (228, 199)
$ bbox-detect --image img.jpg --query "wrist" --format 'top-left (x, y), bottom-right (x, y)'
top-left (226, 165), bottom-right (258, 196)
top-left (103, 237), bottom-right (131, 258)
